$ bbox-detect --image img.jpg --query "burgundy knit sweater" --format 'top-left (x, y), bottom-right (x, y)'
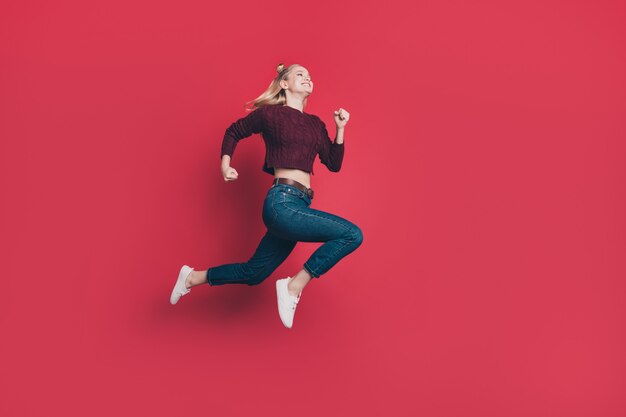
top-left (220, 104), bottom-right (345, 176)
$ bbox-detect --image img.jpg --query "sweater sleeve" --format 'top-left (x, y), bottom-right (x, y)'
top-left (317, 118), bottom-right (344, 172)
top-left (220, 107), bottom-right (265, 159)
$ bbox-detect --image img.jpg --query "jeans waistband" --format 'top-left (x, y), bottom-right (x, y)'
top-left (271, 177), bottom-right (314, 199)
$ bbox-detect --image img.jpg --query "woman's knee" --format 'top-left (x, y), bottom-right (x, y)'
top-left (348, 223), bottom-right (363, 248)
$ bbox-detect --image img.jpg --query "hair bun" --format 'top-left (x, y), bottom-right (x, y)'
top-left (276, 63), bottom-right (285, 74)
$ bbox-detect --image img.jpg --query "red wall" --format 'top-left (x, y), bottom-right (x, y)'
top-left (1, 0), bottom-right (625, 416)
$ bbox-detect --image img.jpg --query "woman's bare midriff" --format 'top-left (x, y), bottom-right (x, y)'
top-left (274, 167), bottom-right (311, 189)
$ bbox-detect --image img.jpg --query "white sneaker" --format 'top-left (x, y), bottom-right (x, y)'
top-left (170, 265), bottom-right (194, 305)
top-left (276, 277), bottom-right (301, 329)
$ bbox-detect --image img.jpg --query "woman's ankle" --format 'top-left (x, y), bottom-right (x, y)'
top-left (288, 273), bottom-right (310, 295)
top-left (187, 270), bottom-right (207, 287)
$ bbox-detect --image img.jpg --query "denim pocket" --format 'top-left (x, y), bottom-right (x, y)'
top-left (270, 184), bottom-right (312, 206)
top-left (279, 185), bottom-right (307, 199)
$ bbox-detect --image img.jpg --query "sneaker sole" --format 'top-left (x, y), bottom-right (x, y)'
top-left (170, 265), bottom-right (193, 305)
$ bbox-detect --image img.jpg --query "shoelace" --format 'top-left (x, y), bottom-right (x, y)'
top-left (290, 293), bottom-right (301, 310)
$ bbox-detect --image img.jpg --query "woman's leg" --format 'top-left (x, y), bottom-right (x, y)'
top-left (269, 196), bottom-right (364, 294)
top-left (190, 230), bottom-right (297, 287)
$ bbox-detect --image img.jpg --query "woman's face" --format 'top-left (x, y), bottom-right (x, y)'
top-left (282, 66), bottom-right (313, 95)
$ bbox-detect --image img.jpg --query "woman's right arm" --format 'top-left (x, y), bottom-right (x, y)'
top-left (220, 107), bottom-right (265, 181)
top-left (221, 155), bottom-right (238, 182)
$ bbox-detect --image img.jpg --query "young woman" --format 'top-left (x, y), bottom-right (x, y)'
top-left (170, 63), bottom-right (363, 328)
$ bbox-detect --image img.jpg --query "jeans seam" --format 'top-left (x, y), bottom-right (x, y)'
top-left (264, 189), bottom-right (278, 229)
top-left (247, 241), bottom-right (296, 285)
top-left (278, 201), bottom-right (349, 229)
top-left (312, 232), bottom-right (355, 277)
top-left (278, 203), bottom-right (355, 278)
top-left (208, 234), bottom-right (296, 286)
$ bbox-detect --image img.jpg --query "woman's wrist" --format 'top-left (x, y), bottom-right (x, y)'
top-left (335, 126), bottom-right (345, 144)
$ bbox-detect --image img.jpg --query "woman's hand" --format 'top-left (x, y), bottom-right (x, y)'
top-left (334, 108), bottom-right (350, 129)
top-left (222, 166), bottom-right (239, 182)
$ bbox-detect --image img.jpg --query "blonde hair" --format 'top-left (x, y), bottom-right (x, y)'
top-left (243, 63), bottom-right (308, 111)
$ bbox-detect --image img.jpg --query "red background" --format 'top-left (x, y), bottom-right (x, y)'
top-left (1, 0), bottom-right (625, 416)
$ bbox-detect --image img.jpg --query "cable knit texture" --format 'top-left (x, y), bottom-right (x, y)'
top-left (220, 104), bottom-right (344, 176)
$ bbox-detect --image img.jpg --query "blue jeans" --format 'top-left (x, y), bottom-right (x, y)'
top-left (206, 182), bottom-right (363, 286)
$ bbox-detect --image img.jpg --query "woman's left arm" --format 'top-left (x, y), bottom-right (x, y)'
top-left (317, 107), bottom-right (350, 172)
top-left (333, 108), bottom-right (350, 139)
